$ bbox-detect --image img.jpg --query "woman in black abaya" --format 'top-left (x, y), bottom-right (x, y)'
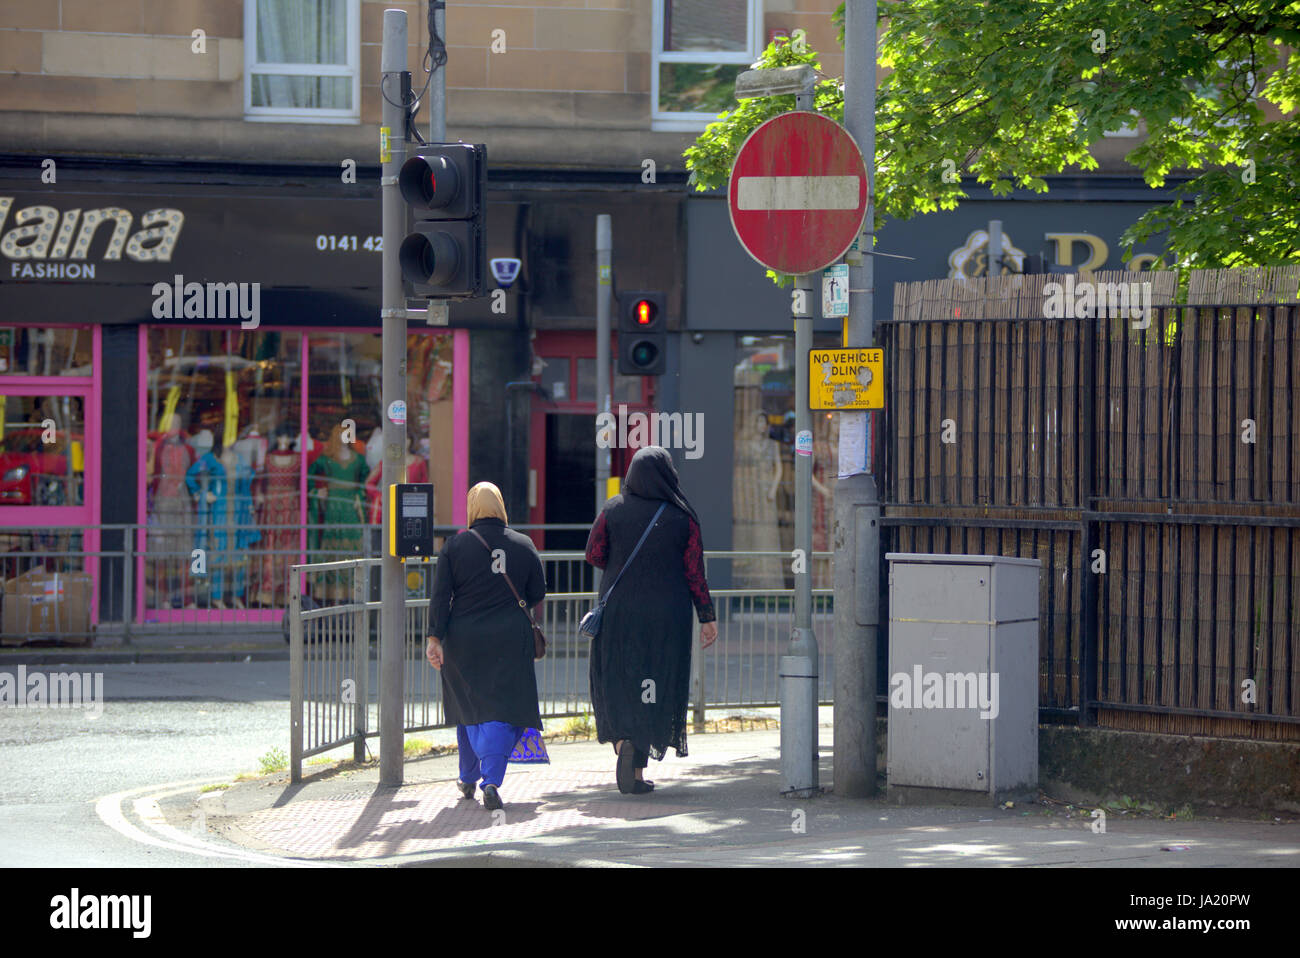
top-left (585, 446), bottom-right (717, 793)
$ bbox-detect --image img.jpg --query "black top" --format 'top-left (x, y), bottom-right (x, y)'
top-left (584, 491), bottom-right (714, 760)
top-left (428, 517), bottom-right (545, 729)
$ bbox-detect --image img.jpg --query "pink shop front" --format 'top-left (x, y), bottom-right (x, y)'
top-left (0, 160), bottom-right (470, 640)
top-left (137, 324), bottom-right (468, 624)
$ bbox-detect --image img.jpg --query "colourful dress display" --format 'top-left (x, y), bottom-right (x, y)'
top-left (307, 450), bottom-right (368, 597)
top-left (149, 434), bottom-right (194, 608)
top-left (228, 455), bottom-right (261, 604)
top-left (256, 450), bottom-right (300, 606)
top-left (185, 451), bottom-right (228, 603)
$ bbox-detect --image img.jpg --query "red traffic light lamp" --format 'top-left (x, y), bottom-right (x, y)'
top-left (617, 290), bottom-right (666, 376)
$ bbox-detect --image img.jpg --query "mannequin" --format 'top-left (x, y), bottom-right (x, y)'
top-left (308, 423), bottom-right (368, 600)
top-left (185, 430), bottom-right (228, 609)
top-left (256, 423), bottom-right (300, 607)
top-left (221, 430), bottom-right (262, 609)
top-left (149, 423), bottom-right (194, 609)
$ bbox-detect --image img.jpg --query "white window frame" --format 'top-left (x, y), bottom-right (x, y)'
top-left (244, 0), bottom-right (361, 124)
top-left (651, 0), bottom-right (763, 132)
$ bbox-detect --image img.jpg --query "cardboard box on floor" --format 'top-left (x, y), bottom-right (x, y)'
top-left (1, 569), bottom-right (94, 646)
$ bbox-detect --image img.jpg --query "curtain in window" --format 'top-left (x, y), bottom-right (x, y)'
top-left (252, 0), bottom-right (349, 110)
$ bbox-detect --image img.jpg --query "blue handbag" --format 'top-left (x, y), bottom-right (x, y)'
top-left (579, 502), bottom-right (666, 640)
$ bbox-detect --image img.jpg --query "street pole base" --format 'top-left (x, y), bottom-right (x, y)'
top-left (780, 785), bottom-right (825, 800)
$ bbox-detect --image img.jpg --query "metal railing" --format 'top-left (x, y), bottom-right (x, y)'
top-left (288, 550), bottom-right (835, 781)
top-left (0, 523), bottom-right (621, 645)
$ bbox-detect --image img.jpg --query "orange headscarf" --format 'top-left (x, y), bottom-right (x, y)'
top-left (467, 481), bottom-right (507, 524)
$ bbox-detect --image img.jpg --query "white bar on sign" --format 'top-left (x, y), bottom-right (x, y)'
top-left (736, 175), bottom-right (860, 211)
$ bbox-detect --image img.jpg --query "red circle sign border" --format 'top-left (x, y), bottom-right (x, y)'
top-left (728, 111), bottom-right (869, 276)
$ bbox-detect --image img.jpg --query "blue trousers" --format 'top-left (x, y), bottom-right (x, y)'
top-left (457, 722), bottom-right (522, 788)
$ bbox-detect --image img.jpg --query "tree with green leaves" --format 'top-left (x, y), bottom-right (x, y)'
top-left (683, 1), bottom-right (1300, 282)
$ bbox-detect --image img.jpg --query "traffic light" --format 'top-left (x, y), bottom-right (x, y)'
top-left (398, 143), bottom-right (486, 299)
top-left (617, 291), bottom-right (666, 376)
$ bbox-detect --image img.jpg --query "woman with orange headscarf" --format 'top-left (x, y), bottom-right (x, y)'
top-left (426, 482), bottom-right (547, 811)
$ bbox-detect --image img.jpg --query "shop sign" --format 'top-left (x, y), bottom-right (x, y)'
top-left (0, 198), bottom-right (183, 281)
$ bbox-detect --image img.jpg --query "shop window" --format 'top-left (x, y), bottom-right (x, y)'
top-left (143, 328), bottom-right (452, 612)
top-left (306, 332), bottom-right (451, 593)
top-left (0, 395), bottom-right (84, 507)
top-left (245, 0), bottom-right (361, 123)
top-left (652, 0), bottom-right (759, 131)
top-left (731, 333), bottom-right (837, 589)
top-left (144, 330), bottom-right (303, 611)
top-left (0, 328), bottom-right (92, 376)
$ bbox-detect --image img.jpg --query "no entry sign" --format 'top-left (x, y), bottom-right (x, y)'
top-left (728, 111), bottom-right (869, 276)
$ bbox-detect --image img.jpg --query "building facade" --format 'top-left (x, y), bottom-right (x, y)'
top-left (0, 0), bottom-right (1173, 630)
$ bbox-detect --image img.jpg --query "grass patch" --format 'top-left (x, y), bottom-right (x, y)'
top-left (700, 715), bottom-right (780, 733)
top-left (545, 713), bottom-right (596, 740)
top-left (405, 738), bottom-right (457, 759)
top-left (199, 783), bottom-right (231, 794)
top-left (257, 747), bottom-right (288, 775)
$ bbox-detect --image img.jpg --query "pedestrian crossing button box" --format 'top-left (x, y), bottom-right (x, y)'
top-left (389, 483), bottom-right (434, 558)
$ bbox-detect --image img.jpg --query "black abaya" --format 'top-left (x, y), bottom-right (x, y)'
top-left (585, 448), bottom-right (714, 760)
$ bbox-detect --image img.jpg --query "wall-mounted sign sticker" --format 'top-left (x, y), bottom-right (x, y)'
top-left (795, 429), bottom-right (813, 456)
top-left (490, 257), bottom-right (521, 288)
top-left (387, 400), bottom-right (407, 425)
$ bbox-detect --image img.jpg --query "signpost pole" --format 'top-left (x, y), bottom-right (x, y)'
top-left (728, 64), bottom-right (868, 798)
top-left (780, 84), bottom-right (820, 798)
top-left (379, 8), bottom-right (408, 788)
top-left (595, 213), bottom-right (612, 591)
top-left (833, 0), bottom-right (879, 798)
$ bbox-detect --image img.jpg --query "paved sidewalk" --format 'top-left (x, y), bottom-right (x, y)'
top-left (0, 631), bottom-right (288, 665)
top-left (165, 729), bottom-right (1300, 867)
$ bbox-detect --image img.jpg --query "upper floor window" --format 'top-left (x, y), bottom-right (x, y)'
top-left (244, 0), bottom-right (360, 124)
top-left (652, 0), bottom-right (761, 132)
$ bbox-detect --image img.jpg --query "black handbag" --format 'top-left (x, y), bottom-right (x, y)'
top-left (579, 502), bottom-right (666, 640)
top-left (468, 529), bottom-right (547, 659)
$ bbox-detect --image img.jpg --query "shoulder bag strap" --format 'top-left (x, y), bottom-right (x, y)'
top-left (597, 501), bottom-right (667, 607)
top-left (467, 528), bottom-right (539, 628)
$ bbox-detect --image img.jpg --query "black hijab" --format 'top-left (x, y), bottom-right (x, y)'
top-left (624, 446), bottom-right (700, 526)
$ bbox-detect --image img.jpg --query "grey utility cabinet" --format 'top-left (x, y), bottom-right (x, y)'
top-left (885, 553), bottom-right (1041, 804)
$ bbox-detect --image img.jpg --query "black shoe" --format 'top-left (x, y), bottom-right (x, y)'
top-left (616, 740), bottom-right (636, 795)
top-left (631, 780), bottom-right (655, 794)
top-left (482, 784), bottom-right (504, 811)
top-left (456, 780), bottom-right (475, 800)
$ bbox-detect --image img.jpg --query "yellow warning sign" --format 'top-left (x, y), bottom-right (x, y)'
top-left (810, 347), bottom-right (883, 409)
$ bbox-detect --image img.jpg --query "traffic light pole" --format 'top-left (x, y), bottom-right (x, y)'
top-left (832, 0), bottom-right (879, 798)
top-left (428, 1), bottom-right (445, 143)
top-left (780, 85), bottom-right (821, 798)
top-left (595, 213), bottom-right (612, 580)
top-left (379, 8), bottom-right (409, 788)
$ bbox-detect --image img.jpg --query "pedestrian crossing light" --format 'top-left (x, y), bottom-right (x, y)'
top-left (398, 143), bottom-right (487, 299)
top-left (618, 290), bottom-right (666, 376)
